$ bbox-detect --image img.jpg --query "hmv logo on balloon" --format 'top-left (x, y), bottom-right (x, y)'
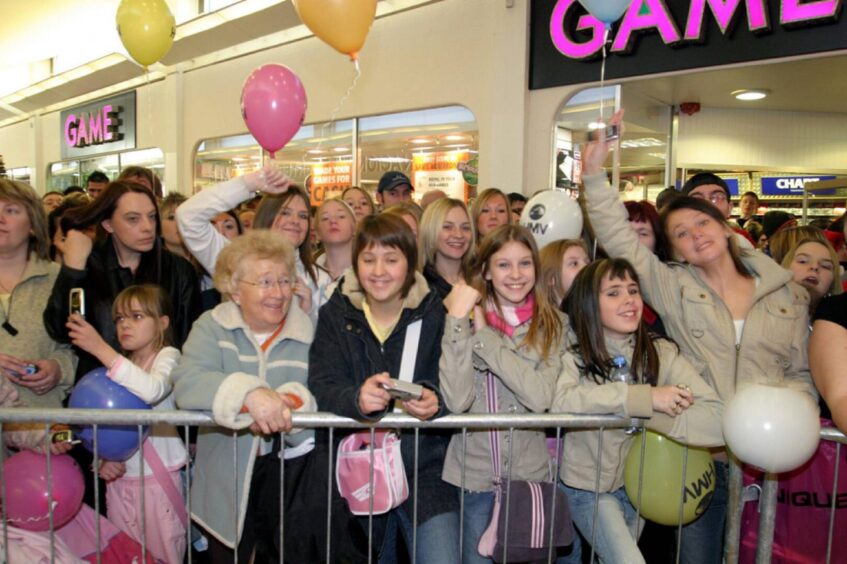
top-left (520, 190), bottom-right (583, 249)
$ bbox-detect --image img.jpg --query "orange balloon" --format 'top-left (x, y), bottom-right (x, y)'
top-left (292, 0), bottom-right (378, 60)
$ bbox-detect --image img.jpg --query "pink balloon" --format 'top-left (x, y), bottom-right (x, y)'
top-left (3, 451), bottom-right (85, 531)
top-left (241, 64), bottom-right (307, 158)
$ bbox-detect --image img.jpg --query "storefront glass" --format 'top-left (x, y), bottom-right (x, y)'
top-left (47, 148), bottom-right (165, 193)
top-left (194, 106), bottom-right (479, 205)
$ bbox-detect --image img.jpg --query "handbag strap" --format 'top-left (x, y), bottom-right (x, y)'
top-left (485, 371), bottom-right (502, 483)
top-left (142, 439), bottom-right (188, 528)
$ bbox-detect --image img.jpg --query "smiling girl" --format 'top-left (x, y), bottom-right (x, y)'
top-left (554, 259), bottom-right (723, 564)
top-left (471, 188), bottom-right (511, 244)
top-left (309, 214), bottom-right (458, 563)
top-left (418, 198), bottom-right (475, 300)
top-left (581, 111), bottom-right (814, 564)
top-left (439, 224), bottom-right (566, 563)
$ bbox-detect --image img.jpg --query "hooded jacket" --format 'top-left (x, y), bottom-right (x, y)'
top-left (582, 172), bottom-right (814, 403)
top-left (308, 271), bottom-right (457, 524)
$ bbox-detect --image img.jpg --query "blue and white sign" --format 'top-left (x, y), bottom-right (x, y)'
top-left (721, 178), bottom-right (740, 196)
top-left (761, 175), bottom-right (836, 196)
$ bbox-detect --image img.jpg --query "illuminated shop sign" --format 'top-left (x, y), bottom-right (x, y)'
top-left (60, 92), bottom-right (136, 159)
top-left (760, 175), bottom-right (836, 196)
top-left (530, 0), bottom-right (847, 89)
top-left (309, 161), bottom-right (352, 205)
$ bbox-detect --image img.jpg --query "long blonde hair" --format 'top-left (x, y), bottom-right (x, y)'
top-left (470, 188), bottom-right (511, 243)
top-left (418, 198), bottom-right (475, 279)
top-left (473, 224), bottom-right (561, 360)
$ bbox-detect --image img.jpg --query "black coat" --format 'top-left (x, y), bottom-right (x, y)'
top-left (308, 273), bottom-right (458, 527)
top-left (44, 238), bottom-right (201, 378)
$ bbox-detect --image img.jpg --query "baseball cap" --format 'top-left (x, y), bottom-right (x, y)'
top-left (378, 171), bottom-right (413, 193)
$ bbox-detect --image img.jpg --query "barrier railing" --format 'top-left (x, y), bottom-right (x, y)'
top-left (1, 408), bottom-right (842, 563)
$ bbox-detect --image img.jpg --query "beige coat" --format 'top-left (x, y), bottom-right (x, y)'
top-left (583, 172), bottom-right (815, 403)
top-left (440, 313), bottom-right (564, 491)
top-left (554, 334), bottom-right (724, 492)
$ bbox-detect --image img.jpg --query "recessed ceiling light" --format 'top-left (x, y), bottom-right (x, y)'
top-left (445, 134), bottom-right (465, 141)
top-left (410, 138), bottom-right (430, 144)
top-left (732, 89), bottom-right (769, 101)
top-left (588, 121), bottom-right (606, 130)
top-left (332, 147), bottom-right (349, 152)
top-left (307, 149), bottom-right (326, 154)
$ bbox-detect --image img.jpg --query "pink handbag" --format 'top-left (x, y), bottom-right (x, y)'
top-left (336, 430), bottom-right (409, 515)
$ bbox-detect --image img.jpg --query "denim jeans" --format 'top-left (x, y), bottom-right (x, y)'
top-left (560, 482), bottom-right (645, 564)
top-left (679, 460), bottom-right (728, 564)
top-left (377, 506), bottom-right (460, 564)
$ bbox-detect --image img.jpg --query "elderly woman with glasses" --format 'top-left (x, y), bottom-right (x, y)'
top-left (172, 229), bottom-right (321, 563)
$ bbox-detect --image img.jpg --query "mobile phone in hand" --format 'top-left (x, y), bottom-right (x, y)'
top-left (70, 288), bottom-right (85, 317)
top-left (381, 379), bottom-right (424, 402)
top-left (586, 124), bottom-right (619, 143)
top-left (51, 429), bottom-right (81, 445)
top-left (7, 363), bottom-right (37, 379)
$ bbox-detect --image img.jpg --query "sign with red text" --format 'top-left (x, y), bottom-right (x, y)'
top-left (531, 0), bottom-right (847, 89)
top-left (310, 160), bottom-right (352, 205)
top-left (412, 151), bottom-right (471, 200)
top-left (60, 92), bottom-right (136, 159)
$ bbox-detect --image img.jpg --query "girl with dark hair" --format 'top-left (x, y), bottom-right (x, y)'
top-left (177, 167), bottom-right (331, 326)
top-left (309, 214), bottom-right (458, 563)
top-left (623, 200), bottom-right (670, 262)
top-left (581, 111), bottom-right (814, 564)
top-left (44, 180), bottom-right (200, 378)
top-left (554, 258), bottom-right (723, 563)
top-left (439, 224), bottom-right (566, 564)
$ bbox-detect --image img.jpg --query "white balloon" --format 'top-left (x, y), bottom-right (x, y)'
top-left (578, 0), bottom-right (633, 25)
top-left (722, 384), bottom-right (820, 473)
top-left (519, 190), bottom-right (583, 249)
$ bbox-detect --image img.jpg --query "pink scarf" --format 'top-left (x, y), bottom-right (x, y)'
top-left (484, 294), bottom-right (535, 338)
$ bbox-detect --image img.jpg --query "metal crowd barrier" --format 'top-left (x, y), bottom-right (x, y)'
top-left (0, 408), bottom-right (843, 564)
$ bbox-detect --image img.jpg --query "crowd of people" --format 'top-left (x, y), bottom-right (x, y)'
top-left (1, 113), bottom-right (845, 563)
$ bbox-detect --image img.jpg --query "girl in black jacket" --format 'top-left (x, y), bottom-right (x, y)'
top-left (309, 214), bottom-right (459, 564)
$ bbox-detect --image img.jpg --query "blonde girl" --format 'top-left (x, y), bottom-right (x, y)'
top-left (418, 198), bottom-right (475, 299)
top-left (314, 198), bottom-right (357, 281)
top-left (342, 186), bottom-right (376, 224)
top-left (471, 188), bottom-right (511, 243)
top-left (440, 224), bottom-right (565, 563)
top-left (782, 237), bottom-right (842, 312)
top-left (66, 284), bottom-right (188, 564)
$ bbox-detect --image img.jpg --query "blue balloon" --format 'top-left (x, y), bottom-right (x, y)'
top-left (68, 367), bottom-right (151, 461)
top-left (578, 0), bottom-right (632, 26)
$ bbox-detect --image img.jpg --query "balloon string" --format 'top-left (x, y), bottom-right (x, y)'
top-left (315, 60), bottom-right (361, 152)
top-left (599, 26), bottom-right (609, 123)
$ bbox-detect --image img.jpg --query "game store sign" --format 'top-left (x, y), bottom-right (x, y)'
top-left (531, 0), bottom-right (847, 89)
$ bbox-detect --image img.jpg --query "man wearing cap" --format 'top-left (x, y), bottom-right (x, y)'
top-left (377, 171), bottom-right (413, 208)
top-left (682, 173), bottom-right (755, 248)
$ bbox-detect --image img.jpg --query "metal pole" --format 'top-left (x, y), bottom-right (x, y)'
top-left (724, 456), bottom-right (744, 564)
top-left (754, 473), bottom-right (778, 564)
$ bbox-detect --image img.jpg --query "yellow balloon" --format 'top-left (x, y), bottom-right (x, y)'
top-left (292, 0), bottom-right (378, 60)
top-left (116, 0), bottom-right (176, 67)
top-left (623, 431), bottom-right (715, 526)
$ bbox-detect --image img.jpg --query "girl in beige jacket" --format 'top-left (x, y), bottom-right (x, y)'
top-left (440, 224), bottom-right (568, 564)
top-left (555, 258), bottom-right (724, 564)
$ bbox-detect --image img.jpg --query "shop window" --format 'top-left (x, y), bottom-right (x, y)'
top-left (553, 85), bottom-right (672, 202)
top-left (7, 167), bottom-right (32, 184)
top-left (359, 106), bottom-right (478, 202)
top-left (193, 105), bottom-right (479, 205)
top-left (47, 148), bottom-right (165, 193)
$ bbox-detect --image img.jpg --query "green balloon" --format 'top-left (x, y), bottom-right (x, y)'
top-left (623, 431), bottom-right (715, 526)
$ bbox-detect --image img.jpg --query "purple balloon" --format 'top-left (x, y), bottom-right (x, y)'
top-left (3, 451), bottom-right (84, 531)
top-left (241, 63), bottom-right (307, 158)
top-left (68, 367), bottom-right (151, 461)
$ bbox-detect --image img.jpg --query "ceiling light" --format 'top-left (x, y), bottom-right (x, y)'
top-left (410, 138), bottom-right (430, 144)
top-left (587, 121), bottom-right (606, 130)
top-left (333, 147), bottom-right (349, 152)
top-left (732, 89), bottom-right (769, 101)
top-left (369, 157), bottom-right (411, 163)
top-left (445, 134), bottom-right (465, 141)
top-left (307, 149), bottom-right (326, 154)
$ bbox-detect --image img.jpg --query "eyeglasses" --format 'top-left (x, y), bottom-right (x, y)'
top-left (239, 277), bottom-right (292, 291)
top-left (691, 191), bottom-right (728, 205)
